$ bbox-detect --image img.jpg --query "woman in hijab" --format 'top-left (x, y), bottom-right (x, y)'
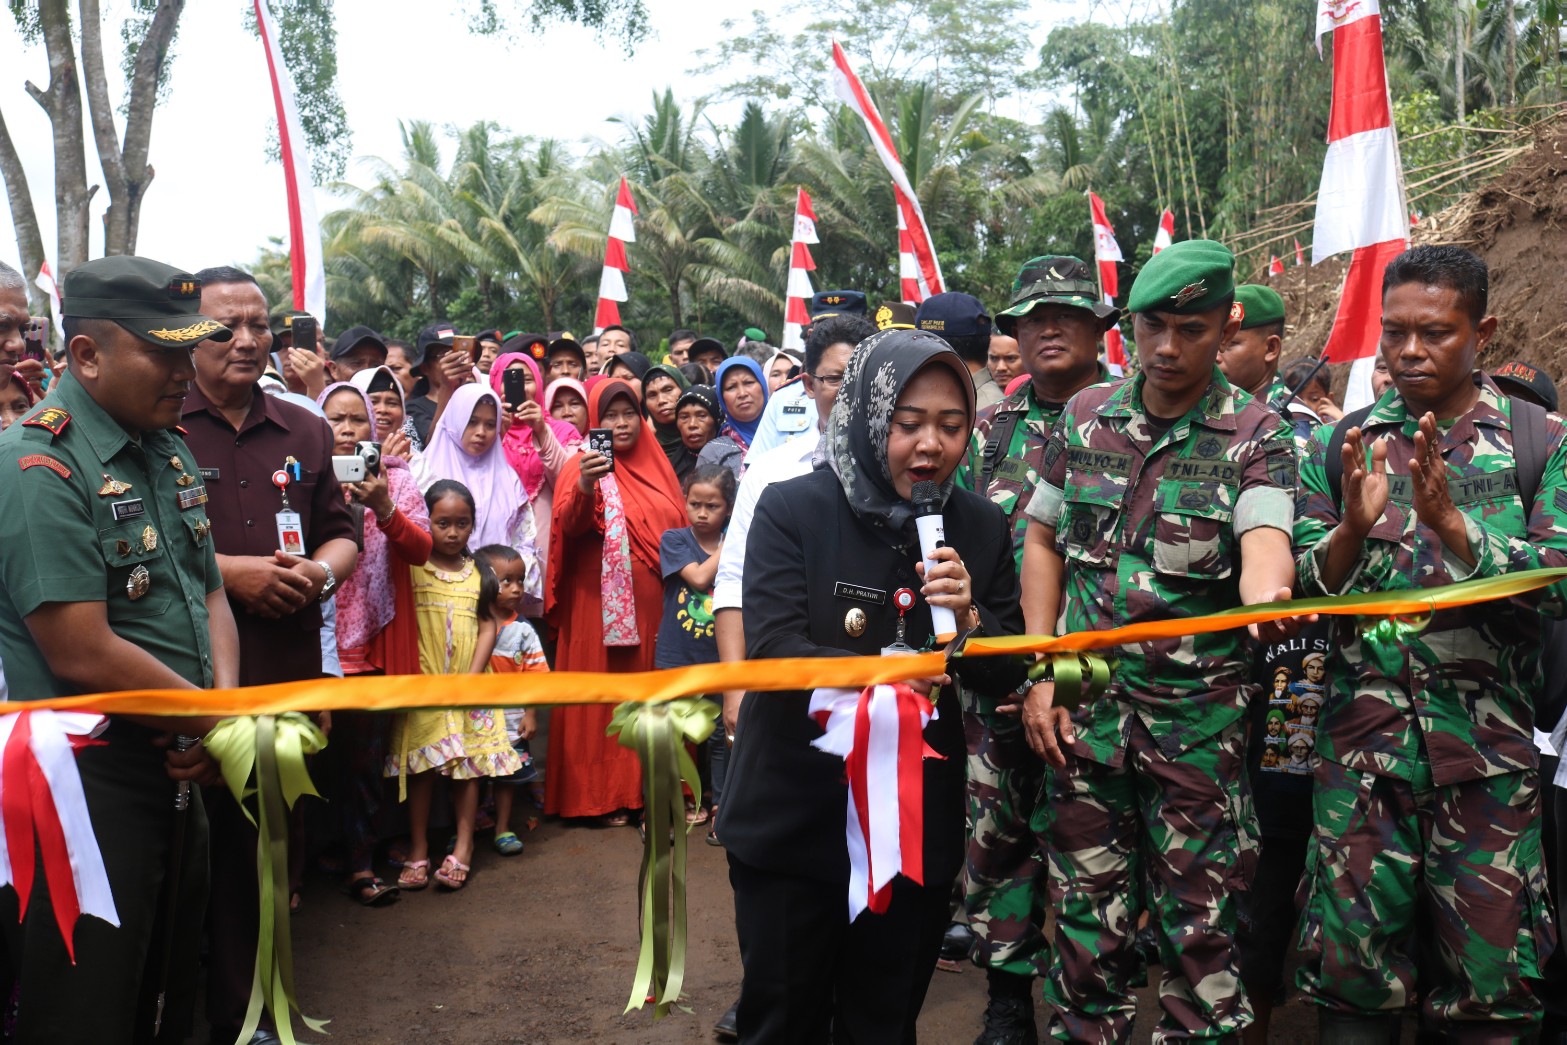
top-left (641, 362), bottom-right (695, 479)
top-left (675, 385), bottom-right (722, 462)
top-left (764, 349), bottom-right (802, 393)
top-left (350, 364), bottom-right (415, 460)
top-left (490, 351), bottom-right (584, 590)
top-left (606, 350), bottom-right (655, 397)
top-left (717, 329), bottom-right (1025, 1042)
top-left (411, 383), bottom-right (543, 614)
top-left (545, 377), bottom-right (590, 437)
top-left (546, 379), bottom-right (687, 825)
top-left (713, 356), bottom-right (769, 452)
top-left (316, 381), bottom-right (432, 905)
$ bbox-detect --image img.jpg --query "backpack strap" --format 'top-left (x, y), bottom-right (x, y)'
top-left (979, 401), bottom-right (1027, 492)
top-left (1509, 397), bottom-right (1548, 520)
top-left (1324, 405), bottom-right (1376, 510)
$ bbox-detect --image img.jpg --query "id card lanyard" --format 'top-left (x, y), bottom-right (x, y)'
top-left (273, 456), bottom-right (305, 555)
top-left (882, 587), bottom-right (920, 656)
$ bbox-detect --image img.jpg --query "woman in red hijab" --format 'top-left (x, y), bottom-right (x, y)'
top-left (546, 379), bottom-right (687, 824)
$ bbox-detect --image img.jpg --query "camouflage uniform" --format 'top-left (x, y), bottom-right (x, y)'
top-left (1024, 371), bottom-right (1297, 1042)
top-left (953, 383), bottom-right (1073, 976)
top-left (1292, 376), bottom-right (1567, 1030)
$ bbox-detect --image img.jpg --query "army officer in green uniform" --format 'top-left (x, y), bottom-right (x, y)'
top-left (0, 256), bottom-right (240, 1042)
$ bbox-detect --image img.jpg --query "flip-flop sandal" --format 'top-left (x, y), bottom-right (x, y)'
top-left (685, 805), bottom-right (710, 826)
top-left (344, 876), bottom-right (400, 907)
top-left (398, 859), bottom-right (431, 891)
top-left (493, 832), bottom-right (524, 856)
top-left (434, 855), bottom-right (470, 891)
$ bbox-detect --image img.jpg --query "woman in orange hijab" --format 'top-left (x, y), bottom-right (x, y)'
top-left (545, 379), bottom-right (687, 824)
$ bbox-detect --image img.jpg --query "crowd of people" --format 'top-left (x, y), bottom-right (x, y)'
top-left (0, 235), bottom-right (1563, 1045)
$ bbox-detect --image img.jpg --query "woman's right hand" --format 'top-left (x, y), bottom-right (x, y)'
top-left (349, 469), bottom-right (394, 520)
top-left (577, 450), bottom-right (611, 492)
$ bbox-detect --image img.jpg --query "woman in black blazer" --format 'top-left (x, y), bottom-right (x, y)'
top-left (718, 329), bottom-right (1026, 1044)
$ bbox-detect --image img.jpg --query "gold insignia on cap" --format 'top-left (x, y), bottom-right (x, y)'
top-left (167, 278), bottom-right (201, 299)
top-left (875, 305), bottom-right (893, 329)
top-left (147, 318), bottom-right (222, 343)
top-left (126, 564), bottom-right (150, 601)
top-left (845, 607), bottom-right (868, 638)
top-left (98, 474), bottom-right (132, 497)
top-left (141, 525), bottom-right (158, 553)
top-left (1172, 280), bottom-right (1208, 308)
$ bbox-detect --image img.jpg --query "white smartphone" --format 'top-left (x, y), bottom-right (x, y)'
top-left (332, 455), bottom-right (365, 484)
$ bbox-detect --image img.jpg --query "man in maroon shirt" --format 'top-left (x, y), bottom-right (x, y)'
top-left (180, 265), bottom-right (357, 1045)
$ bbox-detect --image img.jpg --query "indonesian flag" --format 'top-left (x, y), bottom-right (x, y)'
top-left (0, 711), bottom-right (118, 962)
top-left (1088, 192), bottom-right (1126, 374)
top-left (829, 43), bottom-right (944, 303)
top-left (1152, 209), bottom-right (1175, 254)
top-left (1294, 239), bottom-right (1307, 267)
top-left (254, 0), bottom-right (326, 326)
top-left (595, 177), bottom-right (637, 333)
top-left (1269, 255), bottom-right (1285, 276)
top-left (809, 684), bottom-right (940, 922)
top-left (1312, 0), bottom-right (1409, 410)
top-left (782, 188), bottom-right (819, 351)
top-left (33, 262), bottom-right (61, 349)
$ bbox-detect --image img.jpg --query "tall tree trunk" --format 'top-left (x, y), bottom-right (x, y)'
top-left (1504, 0), bottom-right (1517, 106)
top-left (79, 0), bottom-right (185, 256)
top-left (26, 0), bottom-right (94, 276)
top-left (1455, 7), bottom-right (1467, 126)
top-left (0, 107), bottom-right (49, 318)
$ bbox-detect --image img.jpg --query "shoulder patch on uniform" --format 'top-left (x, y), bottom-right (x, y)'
top-left (22, 406), bottom-right (71, 436)
top-left (18, 453), bottom-right (71, 479)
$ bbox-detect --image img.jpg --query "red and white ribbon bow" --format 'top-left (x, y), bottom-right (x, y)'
top-left (0, 710), bottom-right (118, 961)
top-left (810, 684), bottom-right (941, 922)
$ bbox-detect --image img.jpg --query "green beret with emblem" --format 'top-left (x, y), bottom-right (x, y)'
top-left (62, 256), bottom-right (232, 348)
top-left (1233, 284), bottom-right (1285, 330)
top-left (995, 255), bottom-right (1119, 335)
top-left (1125, 239), bottom-right (1236, 316)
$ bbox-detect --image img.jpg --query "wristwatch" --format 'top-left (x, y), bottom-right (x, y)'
top-left (314, 559), bottom-right (337, 602)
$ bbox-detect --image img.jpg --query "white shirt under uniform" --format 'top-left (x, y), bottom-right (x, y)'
top-left (713, 429), bottom-right (822, 612)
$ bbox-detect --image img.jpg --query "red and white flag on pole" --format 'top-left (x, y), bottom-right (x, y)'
top-left (1313, 0), bottom-right (1409, 410)
top-left (1152, 209), bottom-right (1175, 255)
top-left (1269, 255), bottom-right (1285, 276)
top-left (34, 262), bottom-right (61, 349)
top-left (829, 43), bottom-right (943, 304)
top-left (782, 188), bottom-right (819, 351)
top-left (594, 177), bottom-right (637, 333)
top-left (1294, 239), bottom-right (1307, 267)
top-left (1087, 192), bottom-right (1127, 374)
top-left (254, 0), bottom-right (325, 326)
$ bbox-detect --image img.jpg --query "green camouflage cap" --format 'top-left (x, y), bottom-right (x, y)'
top-left (1232, 284), bottom-right (1285, 330)
top-left (62, 256), bottom-right (232, 348)
top-left (995, 255), bottom-right (1119, 335)
top-left (1125, 239), bottom-right (1235, 316)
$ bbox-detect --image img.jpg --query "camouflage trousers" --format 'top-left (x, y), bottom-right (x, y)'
top-left (1295, 758), bottom-right (1554, 1030)
top-left (961, 708), bottom-right (1049, 976)
top-left (1035, 717), bottom-right (1255, 1043)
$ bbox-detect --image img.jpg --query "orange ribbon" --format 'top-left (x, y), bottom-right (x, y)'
top-left (3, 568), bottom-right (1562, 717)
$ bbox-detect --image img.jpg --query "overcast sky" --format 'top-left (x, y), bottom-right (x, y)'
top-left (0, 0), bottom-right (1147, 281)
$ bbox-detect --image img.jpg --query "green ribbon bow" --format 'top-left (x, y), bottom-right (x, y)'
top-left (1028, 651), bottom-right (1113, 711)
top-left (606, 698), bottom-right (718, 1018)
top-left (205, 713), bottom-right (329, 1045)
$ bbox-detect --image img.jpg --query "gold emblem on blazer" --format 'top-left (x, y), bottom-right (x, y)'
top-left (844, 607), bottom-right (868, 638)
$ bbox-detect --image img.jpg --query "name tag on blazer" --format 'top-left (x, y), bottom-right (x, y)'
top-left (834, 581), bottom-right (887, 605)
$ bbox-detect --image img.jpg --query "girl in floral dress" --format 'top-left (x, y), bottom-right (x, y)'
top-left (387, 479), bottom-right (520, 891)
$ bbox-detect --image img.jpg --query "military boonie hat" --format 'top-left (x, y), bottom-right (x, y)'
top-left (1493, 360), bottom-right (1559, 411)
top-left (1232, 284), bottom-right (1285, 330)
top-left (809, 290), bottom-right (867, 318)
top-left (1126, 239), bottom-right (1236, 316)
top-left (62, 256), bottom-right (232, 348)
top-left (995, 255), bottom-right (1119, 335)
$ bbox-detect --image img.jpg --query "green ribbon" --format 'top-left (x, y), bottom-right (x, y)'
top-left (205, 713), bottom-right (329, 1045)
top-left (606, 698), bottom-right (718, 1019)
top-left (1028, 652), bottom-right (1113, 712)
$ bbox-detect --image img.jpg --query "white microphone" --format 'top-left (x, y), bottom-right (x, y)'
top-left (911, 480), bottom-right (958, 643)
